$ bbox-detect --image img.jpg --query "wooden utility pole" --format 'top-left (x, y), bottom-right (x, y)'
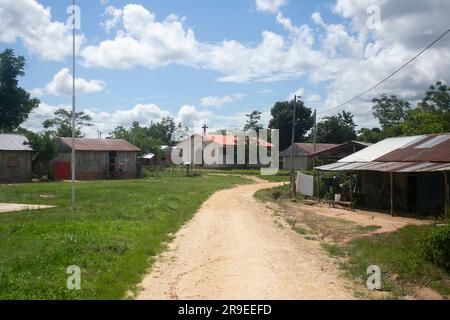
top-left (290, 96), bottom-right (297, 197)
top-left (390, 172), bottom-right (394, 216)
top-left (71, 0), bottom-right (76, 211)
top-left (444, 171), bottom-right (448, 218)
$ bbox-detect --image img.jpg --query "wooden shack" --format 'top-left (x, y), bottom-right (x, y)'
top-left (0, 134), bottom-right (33, 183)
top-left (52, 138), bottom-right (141, 180)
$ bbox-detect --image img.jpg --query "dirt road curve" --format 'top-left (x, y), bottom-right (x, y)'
top-left (137, 180), bottom-right (355, 300)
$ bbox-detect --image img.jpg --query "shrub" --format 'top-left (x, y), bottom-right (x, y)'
top-left (422, 225), bottom-right (450, 271)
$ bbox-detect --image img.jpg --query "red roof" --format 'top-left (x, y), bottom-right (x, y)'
top-left (203, 134), bottom-right (273, 147)
top-left (60, 138), bottom-right (141, 152)
top-left (295, 143), bottom-right (340, 155)
top-left (204, 134), bottom-right (237, 146)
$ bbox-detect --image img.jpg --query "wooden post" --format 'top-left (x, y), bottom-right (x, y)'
top-left (290, 96), bottom-right (297, 197)
top-left (444, 171), bottom-right (448, 218)
top-left (390, 172), bottom-right (394, 216)
top-left (349, 172), bottom-right (353, 205)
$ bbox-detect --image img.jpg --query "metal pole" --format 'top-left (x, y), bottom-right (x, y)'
top-left (312, 109), bottom-right (317, 168)
top-left (290, 96), bottom-right (297, 197)
top-left (71, 0), bottom-right (76, 211)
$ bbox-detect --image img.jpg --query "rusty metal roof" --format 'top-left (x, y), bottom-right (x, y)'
top-left (316, 161), bottom-right (450, 173)
top-left (315, 134), bottom-right (450, 172)
top-left (375, 134), bottom-right (450, 162)
top-left (60, 138), bottom-right (141, 152)
top-left (0, 134), bottom-right (32, 151)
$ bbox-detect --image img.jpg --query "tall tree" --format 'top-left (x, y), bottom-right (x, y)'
top-left (372, 94), bottom-right (410, 137)
top-left (110, 122), bottom-right (163, 156)
top-left (243, 110), bottom-right (263, 132)
top-left (268, 99), bottom-right (314, 151)
top-left (0, 49), bottom-right (39, 132)
top-left (357, 127), bottom-right (382, 143)
top-left (402, 108), bottom-right (445, 135)
top-left (315, 111), bottom-right (357, 144)
top-left (43, 108), bottom-right (93, 137)
top-left (418, 81), bottom-right (450, 112)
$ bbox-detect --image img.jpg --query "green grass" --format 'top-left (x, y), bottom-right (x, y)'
top-left (328, 225), bottom-right (450, 297)
top-left (0, 175), bottom-right (249, 300)
top-left (254, 185), bottom-right (300, 202)
top-left (203, 168), bottom-right (290, 182)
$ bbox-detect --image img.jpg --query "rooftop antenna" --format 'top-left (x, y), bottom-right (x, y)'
top-left (71, 0), bottom-right (76, 210)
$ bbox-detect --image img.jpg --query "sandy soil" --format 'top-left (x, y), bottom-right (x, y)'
top-left (137, 180), bottom-right (355, 300)
top-left (296, 203), bottom-right (430, 234)
top-left (0, 203), bottom-right (55, 214)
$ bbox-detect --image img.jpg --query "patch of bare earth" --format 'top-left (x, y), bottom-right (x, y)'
top-left (136, 181), bottom-right (356, 300)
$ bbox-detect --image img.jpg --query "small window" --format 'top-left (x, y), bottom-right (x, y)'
top-left (7, 157), bottom-right (19, 167)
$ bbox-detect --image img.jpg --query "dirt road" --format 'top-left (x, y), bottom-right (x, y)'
top-left (137, 180), bottom-right (355, 300)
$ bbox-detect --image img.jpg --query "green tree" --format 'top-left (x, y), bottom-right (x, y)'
top-left (43, 108), bottom-right (93, 137)
top-left (357, 127), bottom-right (382, 143)
top-left (243, 110), bottom-right (263, 132)
top-left (372, 94), bottom-right (410, 136)
top-left (418, 81), bottom-right (450, 112)
top-left (0, 49), bottom-right (39, 132)
top-left (21, 129), bottom-right (59, 178)
top-left (268, 99), bottom-right (314, 150)
top-left (110, 122), bottom-right (163, 156)
top-left (315, 111), bottom-right (357, 144)
top-left (402, 109), bottom-right (445, 136)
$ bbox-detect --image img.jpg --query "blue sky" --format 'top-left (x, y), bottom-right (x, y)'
top-left (1, 0), bottom-right (449, 137)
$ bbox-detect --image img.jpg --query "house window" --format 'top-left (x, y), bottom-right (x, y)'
top-left (7, 157), bottom-right (19, 167)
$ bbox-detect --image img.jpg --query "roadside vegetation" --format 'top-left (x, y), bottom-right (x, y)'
top-left (0, 175), bottom-right (249, 299)
top-left (203, 168), bottom-right (290, 182)
top-left (255, 185), bottom-right (450, 299)
top-left (323, 224), bottom-right (450, 298)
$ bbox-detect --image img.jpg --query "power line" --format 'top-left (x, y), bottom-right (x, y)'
top-left (318, 27), bottom-right (450, 115)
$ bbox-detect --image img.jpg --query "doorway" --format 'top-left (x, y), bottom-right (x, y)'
top-left (108, 152), bottom-right (117, 174)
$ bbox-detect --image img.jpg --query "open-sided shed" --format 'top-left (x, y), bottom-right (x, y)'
top-left (316, 134), bottom-right (450, 216)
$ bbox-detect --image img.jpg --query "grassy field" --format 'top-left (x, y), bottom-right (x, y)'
top-left (203, 168), bottom-right (290, 182)
top-left (0, 175), bottom-right (249, 300)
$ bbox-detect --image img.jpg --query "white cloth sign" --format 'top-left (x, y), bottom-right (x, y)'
top-left (296, 172), bottom-right (314, 196)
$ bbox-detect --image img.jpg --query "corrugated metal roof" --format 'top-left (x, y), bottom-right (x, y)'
top-left (375, 134), bottom-right (450, 162)
top-left (316, 161), bottom-right (450, 173)
top-left (60, 138), bottom-right (141, 152)
top-left (338, 135), bottom-right (426, 162)
top-left (297, 143), bottom-right (339, 155)
top-left (0, 134), bottom-right (32, 151)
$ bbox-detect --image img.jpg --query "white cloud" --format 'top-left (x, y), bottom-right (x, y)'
top-left (176, 105), bottom-right (211, 127)
top-left (255, 0), bottom-right (287, 13)
top-left (200, 93), bottom-right (245, 107)
top-left (31, 68), bottom-right (105, 97)
top-left (307, 94), bottom-right (322, 102)
top-left (82, 4), bottom-right (200, 69)
top-left (101, 5), bottom-right (123, 33)
top-left (0, 0), bottom-right (84, 61)
top-left (80, 3), bottom-right (324, 83)
top-left (288, 87), bottom-right (305, 101)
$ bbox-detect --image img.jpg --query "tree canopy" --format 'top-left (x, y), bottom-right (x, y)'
top-left (243, 110), bottom-right (263, 132)
top-left (315, 111), bottom-right (357, 144)
top-left (0, 49), bottom-right (39, 132)
top-left (268, 99), bottom-right (314, 150)
top-left (43, 108), bottom-right (93, 138)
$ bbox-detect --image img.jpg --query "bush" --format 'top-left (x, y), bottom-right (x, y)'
top-left (422, 225), bottom-right (450, 271)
